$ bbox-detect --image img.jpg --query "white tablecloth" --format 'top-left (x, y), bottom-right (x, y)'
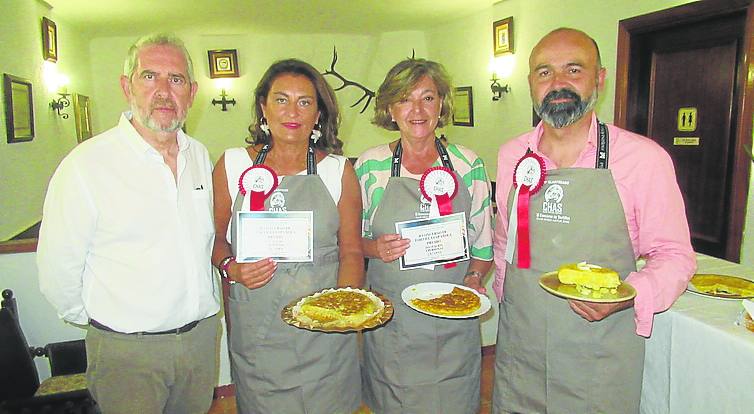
top-left (640, 254), bottom-right (754, 414)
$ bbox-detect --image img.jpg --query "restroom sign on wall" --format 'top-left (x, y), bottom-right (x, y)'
top-left (677, 107), bottom-right (697, 132)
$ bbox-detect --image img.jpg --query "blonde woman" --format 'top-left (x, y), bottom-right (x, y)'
top-left (355, 58), bottom-right (494, 414)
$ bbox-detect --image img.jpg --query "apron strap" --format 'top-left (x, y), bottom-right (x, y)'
top-left (254, 144), bottom-right (271, 165)
top-left (596, 121), bottom-right (609, 169)
top-left (391, 138), bottom-right (455, 177)
top-left (306, 143), bottom-right (317, 175)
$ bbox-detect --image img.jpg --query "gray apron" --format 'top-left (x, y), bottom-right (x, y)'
top-left (493, 125), bottom-right (645, 414)
top-left (228, 145), bottom-right (361, 414)
top-left (363, 139), bottom-right (482, 414)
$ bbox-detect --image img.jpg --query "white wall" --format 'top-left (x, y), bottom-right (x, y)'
top-left (0, 0), bottom-right (93, 240)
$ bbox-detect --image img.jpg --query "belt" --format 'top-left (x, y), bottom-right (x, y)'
top-left (89, 318), bottom-right (201, 335)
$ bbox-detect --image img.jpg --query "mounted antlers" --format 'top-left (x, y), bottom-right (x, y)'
top-left (322, 47), bottom-right (375, 114)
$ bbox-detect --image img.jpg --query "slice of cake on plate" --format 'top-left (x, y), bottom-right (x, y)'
top-left (558, 262), bottom-right (620, 298)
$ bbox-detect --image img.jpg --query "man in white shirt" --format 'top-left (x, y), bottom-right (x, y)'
top-left (37, 33), bottom-right (220, 414)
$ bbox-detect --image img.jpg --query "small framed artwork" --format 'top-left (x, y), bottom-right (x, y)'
top-left (3, 74), bottom-right (35, 143)
top-left (42, 17), bottom-right (58, 62)
top-left (452, 86), bottom-right (474, 127)
top-left (73, 93), bottom-right (93, 143)
top-left (493, 17), bottom-right (514, 56)
top-left (208, 49), bottom-right (240, 78)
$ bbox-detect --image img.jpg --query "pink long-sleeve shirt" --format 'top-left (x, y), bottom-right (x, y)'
top-left (493, 115), bottom-right (697, 337)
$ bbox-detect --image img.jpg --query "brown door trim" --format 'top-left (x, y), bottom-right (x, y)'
top-left (614, 0), bottom-right (754, 262)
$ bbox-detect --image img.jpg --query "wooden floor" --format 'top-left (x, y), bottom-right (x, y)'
top-left (208, 348), bottom-right (495, 414)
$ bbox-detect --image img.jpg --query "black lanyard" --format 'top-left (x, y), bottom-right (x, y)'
top-left (391, 138), bottom-right (455, 177)
top-left (596, 121), bottom-right (609, 169)
top-left (253, 142), bottom-right (317, 175)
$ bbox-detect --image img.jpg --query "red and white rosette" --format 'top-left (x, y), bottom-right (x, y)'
top-left (238, 164), bottom-right (279, 211)
top-left (505, 152), bottom-right (546, 269)
top-left (420, 167), bottom-right (458, 217)
top-left (420, 166), bottom-right (458, 268)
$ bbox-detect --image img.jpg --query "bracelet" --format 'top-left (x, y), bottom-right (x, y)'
top-left (464, 270), bottom-right (483, 280)
top-left (218, 255), bottom-right (236, 284)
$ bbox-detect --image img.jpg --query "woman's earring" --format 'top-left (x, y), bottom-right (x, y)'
top-left (310, 123), bottom-right (322, 143)
top-left (260, 117), bottom-right (270, 136)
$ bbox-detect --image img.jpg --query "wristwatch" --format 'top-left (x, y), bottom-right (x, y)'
top-left (464, 270), bottom-right (483, 280)
top-left (218, 255), bottom-right (236, 284)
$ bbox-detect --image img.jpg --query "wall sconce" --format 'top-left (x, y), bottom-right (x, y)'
top-left (44, 62), bottom-right (71, 118)
top-left (211, 78), bottom-right (236, 111)
top-left (490, 74), bottom-right (510, 101)
top-left (212, 88), bottom-right (236, 111)
top-left (50, 92), bottom-right (71, 119)
top-left (489, 54), bottom-right (514, 101)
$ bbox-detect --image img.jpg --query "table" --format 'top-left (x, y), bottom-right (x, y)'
top-left (640, 254), bottom-right (754, 414)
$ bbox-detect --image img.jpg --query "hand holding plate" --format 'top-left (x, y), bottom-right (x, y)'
top-left (463, 272), bottom-right (487, 295)
top-left (567, 298), bottom-right (634, 322)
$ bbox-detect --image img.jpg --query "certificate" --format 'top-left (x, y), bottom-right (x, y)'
top-left (395, 212), bottom-right (469, 270)
top-left (236, 211), bottom-right (313, 262)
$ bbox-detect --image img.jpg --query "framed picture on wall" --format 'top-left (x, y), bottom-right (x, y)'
top-left (42, 17), bottom-right (58, 62)
top-left (3, 74), bottom-right (35, 143)
top-left (207, 49), bottom-right (240, 78)
top-left (493, 17), bottom-right (514, 56)
top-left (452, 86), bottom-right (474, 127)
top-left (73, 93), bottom-right (93, 143)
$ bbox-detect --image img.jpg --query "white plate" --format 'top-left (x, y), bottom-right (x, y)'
top-left (686, 286), bottom-right (743, 301)
top-left (686, 274), bottom-right (754, 300)
top-left (401, 282), bottom-right (491, 319)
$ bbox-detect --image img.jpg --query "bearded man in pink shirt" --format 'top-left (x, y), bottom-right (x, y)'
top-left (491, 28), bottom-right (696, 414)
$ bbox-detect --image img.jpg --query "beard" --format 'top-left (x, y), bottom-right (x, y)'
top-left (130, 98), bottom-right (185, 133)
top-left (533, 87), bottom-right (598, 129)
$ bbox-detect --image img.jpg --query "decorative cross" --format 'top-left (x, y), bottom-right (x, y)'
top-left (212, 89), bottom-right (236, 111)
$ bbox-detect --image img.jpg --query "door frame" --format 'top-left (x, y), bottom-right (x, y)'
top-left (614, 0), bottom-right (754, 261)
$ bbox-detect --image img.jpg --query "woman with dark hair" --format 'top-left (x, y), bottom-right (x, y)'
top-left (211, 59), bottom-right (363, 414)
top-left (355, 58), bottom-right (494, 413)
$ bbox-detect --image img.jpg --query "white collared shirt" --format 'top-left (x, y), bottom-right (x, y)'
top-left (37, 113), bottom-right (220, 333)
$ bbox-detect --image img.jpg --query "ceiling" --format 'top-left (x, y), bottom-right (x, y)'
top-left (45, 0), bottom-right (497, 37)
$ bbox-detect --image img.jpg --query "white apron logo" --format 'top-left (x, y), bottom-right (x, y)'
top-left (268, 191), bottom-right (287, 212)
top-left (417, 190), bottom-right (431, 218)
top-left (542, 184), bottom-right (564, 214)
top-left (535, 183), bottom-right (571, 224)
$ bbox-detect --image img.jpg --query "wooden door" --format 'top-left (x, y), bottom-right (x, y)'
top-left (615, 1), bottom-right (754, 261)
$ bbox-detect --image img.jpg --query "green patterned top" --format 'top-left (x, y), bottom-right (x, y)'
top-left (354, 142), bottom-right (493, 261)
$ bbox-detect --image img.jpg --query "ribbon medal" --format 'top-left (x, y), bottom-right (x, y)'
top-left (506, 152), bottom-right (546, 269)
top-left (420, 167), bottom-right (458, 217)
top-left (420, 167), bottom-right (458, 269)
top-left (238, 164), bottom-right (279, 211)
